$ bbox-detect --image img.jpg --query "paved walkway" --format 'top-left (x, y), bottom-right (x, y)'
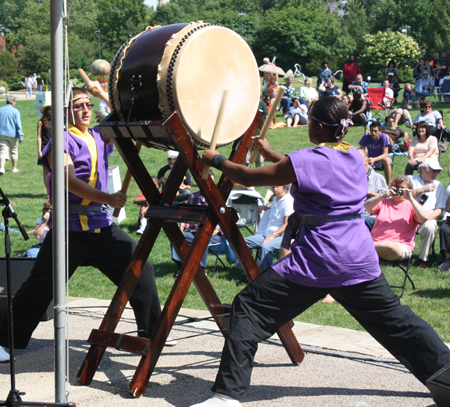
top-left (0, 297), bottom-right (445, 406)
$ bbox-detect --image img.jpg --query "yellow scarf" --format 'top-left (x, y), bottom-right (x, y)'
top-left (318, 142), bottom-right (351, 152)
top-left (68, 125), bottom-right (99, 232)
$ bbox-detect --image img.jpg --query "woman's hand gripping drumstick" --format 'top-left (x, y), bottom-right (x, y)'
top-left (112, 142), bottom-right (143, 217)
top-left (249, 85), bottom-right (286, 164)
top-left (202, 89), bottom-right (229, 179)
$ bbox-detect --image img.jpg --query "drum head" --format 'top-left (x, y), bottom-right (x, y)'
top-left (158, 24), bottom-right (260, 148)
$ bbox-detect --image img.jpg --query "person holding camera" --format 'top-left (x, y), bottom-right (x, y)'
top-left (364, 175), bottom-right (429, 262)
top-left (408, 159), bottom-right (446, 269)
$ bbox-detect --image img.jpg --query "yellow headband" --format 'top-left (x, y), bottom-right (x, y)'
top-left (72, 95), bottom-right (91, 102)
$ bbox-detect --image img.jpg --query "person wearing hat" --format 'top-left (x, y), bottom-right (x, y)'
top-left (157, 150), bottom-right (193, 202)
top-left (37, 104), bottom-right (52, 188)
top-left (408, 158), bottom-right (446, 269)
top-left (0, 95), bottom-right (24, 174)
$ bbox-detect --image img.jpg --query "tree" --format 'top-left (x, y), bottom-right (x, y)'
top-left (0, 51), bottom-right (18, 79)
top-left (96, 0), bottom-right (148, 60)
top-left (343, 0), bottom-right (369, 53)
top-left (359, 31), bottom-right (421, 79)
top-left (0, 0), bottom-right (29, 32)
top-left (253, 1), bottom-right (355, 75)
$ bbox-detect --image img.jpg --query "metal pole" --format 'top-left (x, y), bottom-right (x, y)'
top-left (50, 0), bottom-right (67, 403)
top-left (238, 12), bottom-right (245, 37)
top-left (95, 29), bottom-right (101, 59)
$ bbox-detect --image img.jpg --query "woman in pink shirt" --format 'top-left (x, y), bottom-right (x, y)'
top-left (364, 175), bottom-right (428, 261)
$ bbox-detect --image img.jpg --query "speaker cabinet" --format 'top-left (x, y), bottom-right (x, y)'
top-left (0, 257), bottom-right (54, 321)
top-left (426, 362), bottom-right (450, 407)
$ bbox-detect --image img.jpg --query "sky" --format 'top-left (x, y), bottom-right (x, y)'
top-left (144, 0), bottom-right (158, 10)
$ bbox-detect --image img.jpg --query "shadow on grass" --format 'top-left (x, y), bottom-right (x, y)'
top-left (411, 288), bottom-right (450, 299)
top-left (153, 260), bottom-right (245, 282)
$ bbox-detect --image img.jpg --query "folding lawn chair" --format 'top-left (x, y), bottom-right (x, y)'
top-left (367, 87), bottom-right (396, 122)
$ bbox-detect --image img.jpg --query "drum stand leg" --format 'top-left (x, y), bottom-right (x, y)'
top-left (77, 112), bottom-right (304, 398)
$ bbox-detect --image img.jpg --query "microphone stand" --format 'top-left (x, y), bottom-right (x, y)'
top-left (0, 188), bottom-right (75, 407)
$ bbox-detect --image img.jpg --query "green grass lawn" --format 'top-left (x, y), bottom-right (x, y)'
top-left (1, 86), bottom-right (450, 341)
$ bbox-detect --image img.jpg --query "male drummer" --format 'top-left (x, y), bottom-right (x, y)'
top-left (0, 87), bottom-right (172, 362)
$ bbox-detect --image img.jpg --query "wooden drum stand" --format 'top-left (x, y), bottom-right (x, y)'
top-left (76, 111), bottom-right (304, 397)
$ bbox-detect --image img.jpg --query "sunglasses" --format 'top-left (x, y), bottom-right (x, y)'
top-left (72, 103), bottom-right (94, 111)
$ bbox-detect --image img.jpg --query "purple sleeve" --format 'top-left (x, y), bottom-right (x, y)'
top-left (381, 133), bottom-right (390, 147)
top-left (359, 134), bottom-right (369, 147)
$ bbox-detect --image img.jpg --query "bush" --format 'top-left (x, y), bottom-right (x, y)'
top-left (397, 66), bottom-right (414, 83)
top-left (9, 81), bottom-right (25, 91)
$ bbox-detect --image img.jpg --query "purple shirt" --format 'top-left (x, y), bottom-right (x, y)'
top-left (271, 145), bottom-right (381, 287)
top-left (42, 126), bottom-right (113, 232)
top-left (359, 133), bottom-right (390, 158)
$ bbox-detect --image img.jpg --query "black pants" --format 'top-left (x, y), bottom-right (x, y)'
top-left (0, 224), bottom-right (161, 349)
top-left (405, 162), bottom-right (420, 175)
top-left (439, 221), bottom-right (450, 256)
top-left (212, 268), bottom-right (450, 399)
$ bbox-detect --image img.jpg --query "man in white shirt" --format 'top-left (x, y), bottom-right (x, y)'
top-left (415, 71), bottom-right (435, 100)
top-left (409, 158), bottom-right (446, 268)
top-left (382, 80), bottom-right (394, 106)
top-left (234, 185), bottom-right (294, 272)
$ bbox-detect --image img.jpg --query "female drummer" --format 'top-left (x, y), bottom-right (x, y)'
top-left (192, 97), bottom-right (450, 407)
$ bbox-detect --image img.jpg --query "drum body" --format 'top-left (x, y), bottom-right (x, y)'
top-left (109, 22), bottom-right (260, 149)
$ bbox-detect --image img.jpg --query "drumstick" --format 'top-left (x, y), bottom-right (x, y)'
top-left (202, 90), bottom-right (230, 179)
top-left (113, 142), bottom-right (142, 218)
top-left (249, 85), bottom-right (286, 164)
top-left (77, 68), bottom-right (99, 97)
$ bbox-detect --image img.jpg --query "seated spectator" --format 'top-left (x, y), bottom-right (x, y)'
top-left (348, 91), bottom-right (368, 125)
top-left (409, 159), bottom-right (445, 269)
top-left (342, 94), bottom-right (350, 108)
top-left (359, 121), bottom-right (392, 185)
top-left (134, 176), bottom-right (159, 235)
top-left (358, 149), bottom-right (388, 231)
top-left (171, 171), bottom-right (222, 272)
top-left (387, 72), bottom-right (401, 100)
top-left (158, 150), bottom-right (193, 202)
top-left (438, 182), bottom-right (450, 272)
top-left (378, 79), bottom-right (394, 106)
top-left (383, 114), bottom-right (409, 145)
top-left (408, 88), bottom-right (421, 109)
top-left (405, 122), bottom-right (439, 175)
top-left (385, 60), bottom-right (399, 78)
top-left (262, 73), bottom-right (279, 102)
top-left (400, 82), bottom-right (413, 108)
top-left (413, 59), bottom-right (427, 81)
top-left (415, 71), bottom-right (435, 100)
top-left (231, 185), bottom-right (294, 272)
top-left (25, 200), bottom-right (52, 258)
top-left (386, 106), bottom-right (412, 127)
top-left (365, 175), bottom-right (428, 261)
top-left (285, 97), bottom-right (307, 127)
top-left (318, 77), bottom-right (342, 98)
top-left (280, 76), bottom-right (296, 115)
top-left (316, 60), bottom-right (332, 96)
top-left (299, 78), bottom-right (318, 108)
top-left (348, 74), bottom-right (369, 98)
top-left (414, 101), bottom-right (446, 135)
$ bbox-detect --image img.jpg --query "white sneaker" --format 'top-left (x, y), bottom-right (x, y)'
top-left (11, 169), bottom-right (19, 173)
top-left (0, 346), bottom-right (10, 363)
top-left (190, 394), bottom-right (242, 407)
top-left (0, 168), bottom-right (4, 175)
top-left (165, 337), bottom-right (177, 347)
